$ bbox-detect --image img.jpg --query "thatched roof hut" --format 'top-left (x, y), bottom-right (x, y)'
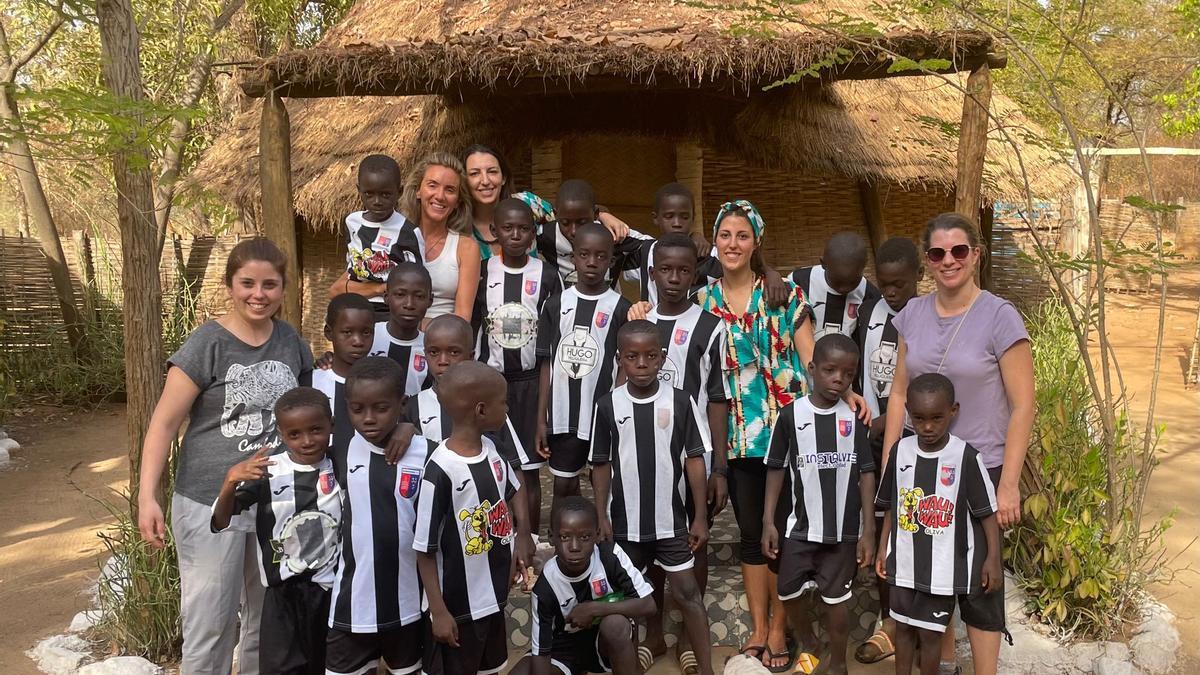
top-left (194, 0), bottom-right (1074, 341)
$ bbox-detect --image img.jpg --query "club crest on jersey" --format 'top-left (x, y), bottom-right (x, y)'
top-left (595, 312), bottom-right (609, 328)
top-left (838, 419), bottom-right (853, 437)
top-left (848, 303), bottom-right (859, 319)
top-left (940, 465), bottom-right (956, 487)
top-left (398, 468), bottom-right (421, 498)
top-left (591, 578), bottom-right (610, 597)
top-left (492, 459), bottom-right (506, 483)
top-left (657, 407), bottom-right (671, 429)
top-left (412, 354), bottom-right (427, 372)
top-left (673, 328), bottom-right (689, 345)
top-left (318, 471), bottom-right (337, 495)
top-left (525, 279), bottom-right (538, 296)
top-left (375, 235), bottom-right (392, 248)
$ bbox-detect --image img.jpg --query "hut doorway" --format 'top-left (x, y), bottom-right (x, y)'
top-left (562, 135), bottom-right (676, 233)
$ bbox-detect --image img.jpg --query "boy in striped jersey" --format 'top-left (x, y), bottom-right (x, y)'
top-left (368, 261), bottom-right (433, 397)
top-left (211, 387), bottom-right (341, 675)
top-left (512, 497), bottom-right (655, 675)
top-left (326, 357), bottom-right (434, 675)
top-left (763, 334), bottom-right (877, 675)
top-left (310, 293), bottom-right (376, 454)
top-left (536, 179), bottom-right (649, 288)
top-left (875, 374), bottom-right (1000, 675)
top-left (536, 223), bottom-right (631, 509)
top-left (476, 198), bottom-right (561, 536)
top-left (791, 232), bottom-right (881, 341)
top-left (416, 361), bottom-right (533, 675)
top-left (591, 320), bottom-right (714, 675)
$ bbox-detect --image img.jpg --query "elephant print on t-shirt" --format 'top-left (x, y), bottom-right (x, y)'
top-left (221, 360), bottom-right (297, 438)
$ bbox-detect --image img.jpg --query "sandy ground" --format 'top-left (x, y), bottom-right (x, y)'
top-left (0, 271), bottom-right (1197, 675)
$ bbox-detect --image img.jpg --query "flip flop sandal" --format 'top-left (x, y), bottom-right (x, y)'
top-left (637, 645), bottom-right (655, 672)
top-left (678, 649), bottom-right (699, 675)
top-left (854, 627), bottom-right (896, 664)
top-left (765, 646), bottom-right (795, 673)
top-left (792, 652), bottom-right (820, 674)
top-left (739, 643), bottom-right (766, 660)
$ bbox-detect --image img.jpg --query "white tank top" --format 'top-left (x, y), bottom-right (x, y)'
top-left (424, 230), bottom-right (460, 320)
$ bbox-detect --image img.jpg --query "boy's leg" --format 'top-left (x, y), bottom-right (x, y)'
top-left (813, 542), bottom-right (859, 673)
top-left (917, 628), bottom-right (945, 675)
top-left (890, 586), bottom-right (955, 675)
top-left (597, 615), bottom-right (639, 675)
top-left (429, 614), bottom-right (507, 675)
top-left (658, 538), bottom-right (713, 675)
top-left (548, 434), bottom-right (586, 507)
top-left (171, 493), bottom-right (247, 675)
top-left (893, 623), bottom-right (916, 675)
top-left (642, 565), bottom-right (668, 656)
top-left (523, 467), bottom-right (544, 538)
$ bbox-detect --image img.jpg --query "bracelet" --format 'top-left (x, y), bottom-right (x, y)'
top-left (710, 466), bottom-right (729, 478)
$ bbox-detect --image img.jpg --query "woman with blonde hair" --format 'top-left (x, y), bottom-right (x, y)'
top-left (401, 151), bottom-right (480, 323)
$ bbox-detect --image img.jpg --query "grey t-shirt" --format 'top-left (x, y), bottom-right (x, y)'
top-left (169, 319), bottom-right (313, 504)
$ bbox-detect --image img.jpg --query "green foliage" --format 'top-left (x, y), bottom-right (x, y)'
top-left (1008, 300), bottom-right (1172, 638)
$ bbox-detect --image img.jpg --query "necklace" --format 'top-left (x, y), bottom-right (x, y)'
top-left (935, 290), bottom-right (979, 374)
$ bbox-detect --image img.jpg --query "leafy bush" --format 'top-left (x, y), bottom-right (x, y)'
top-left (1008, 299), bottom-right (1172, 639)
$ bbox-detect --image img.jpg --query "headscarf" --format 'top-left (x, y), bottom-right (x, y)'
top-left (512, 191), bottom-right (556, 226)
top-left (712, 199), bottom-right (766, 242)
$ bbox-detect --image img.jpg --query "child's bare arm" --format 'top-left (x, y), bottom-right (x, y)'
top-left (534, 360), bottom-right (551, 459)
top-left (762, 467), bottom-right (785, 560)
top-left (875, 509), bottom-right (892, 580)
top-left (417, 551), bottom-right (459, 646)
top-left (211, 448), bottom-right (273, 531)
top-left (706, 400), bottom-right (729, 516)
top-left (684, 455), bottom-right (709, 551)
top-left (857, 471), bottom-right (878, 567)
top-left (761, 264), bottom-right (790, 308)
top-left (566, 595), bottom-right (656, 629)
top-left (592, 462), bottom-right (613, 541)
top-left (979, 513), bottom-right (1002, 592)
top-left (531, 655), bottom-right (556, 675)
top-left (329, 272), bottom-right (386, 300)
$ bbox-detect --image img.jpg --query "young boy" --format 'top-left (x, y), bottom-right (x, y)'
top-left (512, 496), bottom-right (656, 675)
top-left (762, 333), bottom-right (878, 675)
top-left (535, 222), bottom-right (631, 506)
top-left (406, 314), bottom-right (538, 485)
top-left (368, 260), bottom-right (433, 397)
top-left (875, 374), bottom-right (1001, 675)
top-left (310, 293), bottom-right (376, 452)
top-left (591, 320), bottom-right (714, 675)
top-left (792, 232), bottom-right (881, 340)
top-left (637, 233), bottom-right (730, 666)
top-left (414, 361), bottom-right (533, 675)
top-left (211, 387), bottom-right (342, 675)
top-left (476, 197), bottom-right (561, 535)
top-left (325, 356), bottom-right (434, 675)
top-left (333, 154), bottom-right (423, 318)
top-left (853, 236), bottom-right (922, 665)
top-left (536, 178), bottom-right (649, 287)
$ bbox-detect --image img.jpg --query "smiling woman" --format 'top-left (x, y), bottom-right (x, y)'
top-left (461, 144), bottom-right (512, 259)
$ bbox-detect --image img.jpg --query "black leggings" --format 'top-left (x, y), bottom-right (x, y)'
top-left (727, 457), bottom-right (789, 568)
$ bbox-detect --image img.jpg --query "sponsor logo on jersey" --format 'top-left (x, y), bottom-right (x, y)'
top-left (940, 465), bottom-right (956, 487)
top-left (595, 312), bottom-right (609, 328)
top-left (795, 451), bottom-right (856, 470)
top-left (319, 471), bottom-right (337, 495)
top-left (673, 328), bottom-right (689, 345)
top-left (525, 279), bottom-right (538, 296)
top-left (488, 500), bottom-right (514, 543)
top-left (558, 328), bottom-right (599, 379)
top-left (838, 419), bottom-right (853, 437)
top-left (659, 356), bottom-right (680, 386)
top-left (899, 486), bottom-right (955, 533)
top-left (592, 578), bottom-right (610, 597)
top-left (487, 302), bottom-right (537, 349)
top-left (398, 467), bottom-right (422, 498)
top-left (869, 340), bottom-right (898, 398)
top-left (412, 354), bottom-right (426, 372)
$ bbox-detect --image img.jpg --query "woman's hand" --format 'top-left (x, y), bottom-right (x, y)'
top-left (996, 481), bottom-right (1022, 529)
top-left (627, 301), bottom-right (652, 321)
top-left (843, 391), bottom-right (873, 425)
top-left (138, 496), bottom-right (167, 549)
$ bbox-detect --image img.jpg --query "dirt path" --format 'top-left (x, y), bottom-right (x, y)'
top-left (0, 404), bottom-right (128, 675)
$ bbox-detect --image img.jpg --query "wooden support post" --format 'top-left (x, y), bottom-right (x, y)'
top-left (979, 203), bottom-right (994, 290)
top-left (675, 141), bottom-right (705, 238)
top-left (954, 64), bottom-right (992, 220)
top-left (259, 90), bottom-right (301, 327)
top-left (531, 140), bottom-right (563, 205)
top-left (858, 181), bottom-right (887, 264)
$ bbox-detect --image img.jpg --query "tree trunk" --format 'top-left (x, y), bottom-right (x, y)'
top-left (954, 64), bottom-right (993, 220)
top-left (98, 0), bottom-right (164, 495)
top-left (0, 85), bottom-right (88, 357)
top-left (259, 91), bottom-right (302, 326)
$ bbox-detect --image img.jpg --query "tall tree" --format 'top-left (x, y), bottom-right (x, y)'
top-left (97, 0), bottom-right (163, 491)
top-left (0, 9), bottom-right (88, 357)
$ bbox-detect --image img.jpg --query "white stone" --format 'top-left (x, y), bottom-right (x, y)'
top-left (1095, 656), bottom-right (1135, 675)
top-left (69, 609), bottom-right (103, 632)
top-left (0, 437), bottom-right (20, 455)
top-left (0, 427), bottom-right (9, 439)
top-left (77, 656), bottom-right (162, 675)
top-left (92, 555), bottom-right (128, 605)
top-left (722, 653), bottom-right (770, 674)
top-left (1130, 599), bottom-right (1180, 674)
top-left (26, 634), bottom-right (91, 675)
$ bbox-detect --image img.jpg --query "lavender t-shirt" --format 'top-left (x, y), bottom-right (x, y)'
top-left (892, 292), bottom-right (1028, 469)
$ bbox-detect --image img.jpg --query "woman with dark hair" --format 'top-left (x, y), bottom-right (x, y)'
top-left (883, 212), bottom-right (1034, 675)
top-left (461, 144), bottom-right (512, 259)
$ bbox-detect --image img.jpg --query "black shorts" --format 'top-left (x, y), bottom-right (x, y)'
top-left (534, 618), bottom-right (636, 675)
top-left (505, 372), bottom-right (544, 468)
top-left (423, 612), bottom-right (508, 675)
top-left (325, 621), bottom-right (423, 675)
top-left (548, 433), bottom-right (589, 478)
top-left (777, 539), bottom-right (858, 604)
top-left (889, 586), bottom-right (957, 633)
top-left (956, 465), bottom-right (1006, 633)
top-left (617, 536), bottom-right (694, 573)
top-left (259, 577), bottom-right (330, 675)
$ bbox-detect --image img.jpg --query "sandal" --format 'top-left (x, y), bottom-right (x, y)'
top-left (637, 645), bottom-right (655, 672)
top-left (764, 645), bottom-right (795, 673)
top-left (792, 652), bottom-right (820, 674)
top-left (678, 649), bottom-right (699, 675)
top-left (854, 627), bottom-right (896, 664)
top-left (739, 643), bottom-right (766, 660)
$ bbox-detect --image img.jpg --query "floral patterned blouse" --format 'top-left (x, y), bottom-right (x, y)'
top-left (696, 277), bottom-right (811, 460)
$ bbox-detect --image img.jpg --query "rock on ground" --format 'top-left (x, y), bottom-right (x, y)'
top-left (77, 656), bottom-right (162, 675)
top-left (69, 609), bottom-right (103, 633)
top-left (26, 634), bottom-right (92, 675)
top-left (1130, 599), bottom-right (1181, 674)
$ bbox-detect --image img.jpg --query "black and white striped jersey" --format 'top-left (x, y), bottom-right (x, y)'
top-left (590, 384), bottom-right (708, 541)
top-left (791, 265), bottom-right (880, 341)
top-left (856, 297), bottom-right (901, 418)
top-left (327, 432), bottom-right (432, 631)
top-left (536, 220), bottom-right (651, 288)
top-left (621, 240), bottom-right (724, 304)
top-left (307, 368), bottom-right (354, 454)
top-left (367, 322), bottom-right (429, 397)
top-left (403, 387), bottom-right (538, 470)
top-left (475, 256), bottom-right (562, 376)
top-left (344, 211), bottom-right (423, 305)
top-left (646, 304), bottom-right (729, 440)
top-left (413, 437), bottom-right (521, 621)
top-left (765, 397), bottom-right (876, 543)
top-left (537, 287), bottom-right (630, 440)
top-left (876, 435), bottom-right (997, 595)
top-left (530, 542), bottom-right (654, 655)
top-left (211, 453), bottom-right (342, 590)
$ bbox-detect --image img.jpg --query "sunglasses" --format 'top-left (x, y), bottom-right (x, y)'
top-left (925, 244), bottom-right (973, 264)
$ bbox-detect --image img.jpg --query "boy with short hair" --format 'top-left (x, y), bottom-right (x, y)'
top-left (325, 356), bottom-right (434, 675)
top-left (875, 374), bottom-right (1001, 675)
top-left (211, 387), bottom-right (342, 675)
top-left (414, 361), bottom-right (533, 675)
top-left (763, 333), bottom-right (878, 675)
top-left (310, 293), bottom-right (377, 452)
top-left (535, 222), bottom-right (631, 507)
top-left (591, 320), bottom-right (714, 675)
top-left (536, 178), bottom-right (649, 287)
top-left (792, 232), bottom-right (881, 340)
top-left (368, 261), bottom-right (433, 397)
top-left (853, 236), bottom-right (922, 665)
top-left (511, 496), bottom-right (656, 675)
top-left (476, 197), bottom-right (562, 536)
top-left (333, 154), bottom-right (423, 318)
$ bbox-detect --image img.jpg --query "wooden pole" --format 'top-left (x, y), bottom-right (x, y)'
top-left (858, 181), bottom-right (887, 264)
top-left (979, 203), bottom-right (994, 290)
top-left (675, 141), bottom-right (705, 238)
top-left (954, 64), bottom-right (992, 219)
top-left (259, 90), bottom-right (301, 327)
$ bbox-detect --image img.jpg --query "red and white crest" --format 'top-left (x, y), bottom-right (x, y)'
top-left (673, 328), bottom-right (689, 345)
top-left (525, 279), bottom-right (538, 296)
top-left (412, 355), bottom-right (427, 372)
top-left (838, 419), bottom-right (853, 437)
top-left (940, 465), bottom-right (956, 487)
top-left (376, 235), bottom-right (392, 248)
top-left (319, 471), bottom-right (337, 495)
top-left (591, 578), bottom-right (610, 597)
top-left (848, 303), bottom-right (859, 319)
top-left (398, 468), bottom-right (422, 498)
top-left (594, 312), bottom-right (609, 328)
top-left (492, 459), bottom-right (506, 483)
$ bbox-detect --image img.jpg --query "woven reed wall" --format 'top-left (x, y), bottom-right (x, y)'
top-left (1100, 198), bottom-right (1198, 259)
top-left (301, 224), bottom-right (345, 352)
top-left (563, 135), bottom-right (676, 231)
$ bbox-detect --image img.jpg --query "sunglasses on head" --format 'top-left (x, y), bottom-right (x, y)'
top-left (925, 244), bottom-right (973, 264)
